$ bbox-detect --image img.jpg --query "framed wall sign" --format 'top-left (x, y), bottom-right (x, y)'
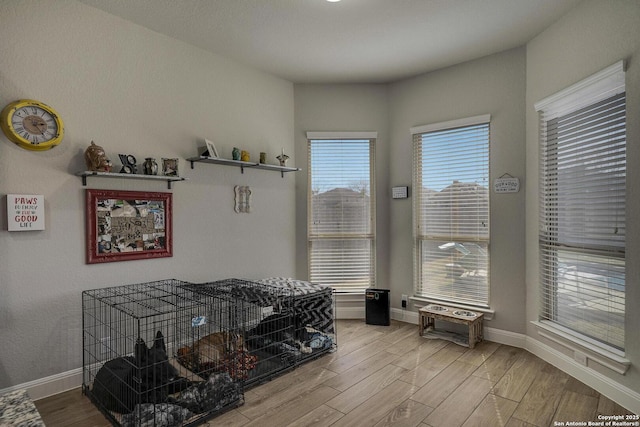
top-left (493, 174), bottom-right (520, 193)
top-left (7, 194), bottom-right (45, 231)
top-left (86, 189), bottom-right (172, 264)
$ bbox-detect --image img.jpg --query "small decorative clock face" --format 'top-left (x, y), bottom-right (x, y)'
top-left (1, 99), bottom-right (64, 151)
top-left (14, 106), bottom-right (58, 143)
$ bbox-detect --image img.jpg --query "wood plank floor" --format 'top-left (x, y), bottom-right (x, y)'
top-left (34, 320), bottom-right (634, 427)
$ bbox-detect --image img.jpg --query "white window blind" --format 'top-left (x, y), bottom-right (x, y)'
top-left (412, 116), bottom-right (490, 306)
top-left (536, 61), bottom-right (626, 351)
top-left (307, 136), bottom-right (376, 292)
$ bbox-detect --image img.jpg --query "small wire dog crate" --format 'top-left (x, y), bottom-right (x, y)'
top-left (82, 279), bottom-right (244, 427)
top-left (255, 278), bottom-right (336, 364)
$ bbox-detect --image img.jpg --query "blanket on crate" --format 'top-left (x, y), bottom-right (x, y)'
top-left (255, 277), bottom-right (336, 335)
top-left (121, 372), bottom-right (242, 427)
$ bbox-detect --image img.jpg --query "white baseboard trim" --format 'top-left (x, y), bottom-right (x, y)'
top-left (391, 308), bottom-right (419, 324)
top-left (484, 327), bottom-right (527, 348)
top-left (0, 368), bottom-right (83, 401)
top-left (336, 306), bottom-right (365, 319)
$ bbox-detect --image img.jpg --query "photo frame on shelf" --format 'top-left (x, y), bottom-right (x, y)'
top-left (162, 158), bottom-right (179, 176)
top-left (86, 189), bottom-right (172, 264)
top-left (204, 138), bottom-right (219, 158)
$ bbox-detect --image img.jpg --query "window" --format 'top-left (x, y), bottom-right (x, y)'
top-left (412, 116), bottom-right (490, 306)
top-left (307, 132), bottom-right (376, 293)
top-left (536, 61), bottom-right (626, 352)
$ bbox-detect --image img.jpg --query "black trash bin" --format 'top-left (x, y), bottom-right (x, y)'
top-left (365, 288), bottom-right (390, 326)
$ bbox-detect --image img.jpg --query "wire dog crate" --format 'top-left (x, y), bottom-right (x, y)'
top-left (82, 279), bottom-right (244, 427)
top-left (255, 278), bottom-right (336, 365)
top-left (183, 278), bottom-right (297, 387)
top-left (174, 279), bottom-right (261, 385)
top-left (183, 278), bottom-right (336, 388)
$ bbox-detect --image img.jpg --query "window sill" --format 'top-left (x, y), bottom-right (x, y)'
top-left (532, 320), bottom-right (630, 375)
top-left (410, 296), bottom-right (495, 321)
top-left (333, 290), bottom-right (366, 304)
top-left (332, 290), bottom-right (366, 295)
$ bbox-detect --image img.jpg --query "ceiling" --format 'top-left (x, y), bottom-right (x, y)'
top-left (78, 0), bottom-right (583, 84)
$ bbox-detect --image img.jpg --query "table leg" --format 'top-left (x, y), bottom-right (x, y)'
top-left (469, 321), bottom-right (475, 349)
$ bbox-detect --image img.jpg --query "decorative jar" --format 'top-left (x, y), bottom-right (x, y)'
top-left (143, 157), bottom-right (158, 175)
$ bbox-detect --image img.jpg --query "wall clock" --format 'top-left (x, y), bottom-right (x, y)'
top-left (0, 99), bottom-right (64, 151)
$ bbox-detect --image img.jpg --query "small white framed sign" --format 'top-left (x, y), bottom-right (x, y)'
top-left (493, 177), bottom-right (520, 193)
top-left (204, 138), bottom-right (219, 158)
top-left (7, 194), bottom-right (45, 231)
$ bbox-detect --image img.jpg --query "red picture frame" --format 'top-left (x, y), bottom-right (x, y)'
top-left (86, 189), bottom-right (173, 264)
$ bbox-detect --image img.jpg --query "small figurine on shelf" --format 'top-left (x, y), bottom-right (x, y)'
top-left (143, 157), bottom-right (158, 175)
top-left (84, 141), bottom-right (112, 172)
top-left (276, 147), bottom-right (289, 167)
top-left (232, 147), bottom-right (240, 160)
top-left (118, 154), bottom-right (137, 174)
top-left (241, 150), bottom-right (250, 162)
top-left (260, 152), bottom-right (266, 164)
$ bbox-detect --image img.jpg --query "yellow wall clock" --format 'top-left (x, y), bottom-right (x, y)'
top-left (1, 99), bottom-right (64, 151)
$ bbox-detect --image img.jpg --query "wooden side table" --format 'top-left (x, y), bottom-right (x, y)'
top-left (419, 305), bottom-right (484, 349)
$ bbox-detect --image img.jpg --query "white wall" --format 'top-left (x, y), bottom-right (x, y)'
top-left (0, 0), bottom-right (296, 390)
top-left (294, 50), bottom-right (526, 327)
top-left (525, 0), bottom-right (640, 406)
top-left (388, 47), bottom-right (527, 333)
top-left (293, 84), bottom-right (390, 316)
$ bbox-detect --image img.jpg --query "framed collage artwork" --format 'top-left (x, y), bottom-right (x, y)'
top-left (85, 189), bottom-right (173, 264)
